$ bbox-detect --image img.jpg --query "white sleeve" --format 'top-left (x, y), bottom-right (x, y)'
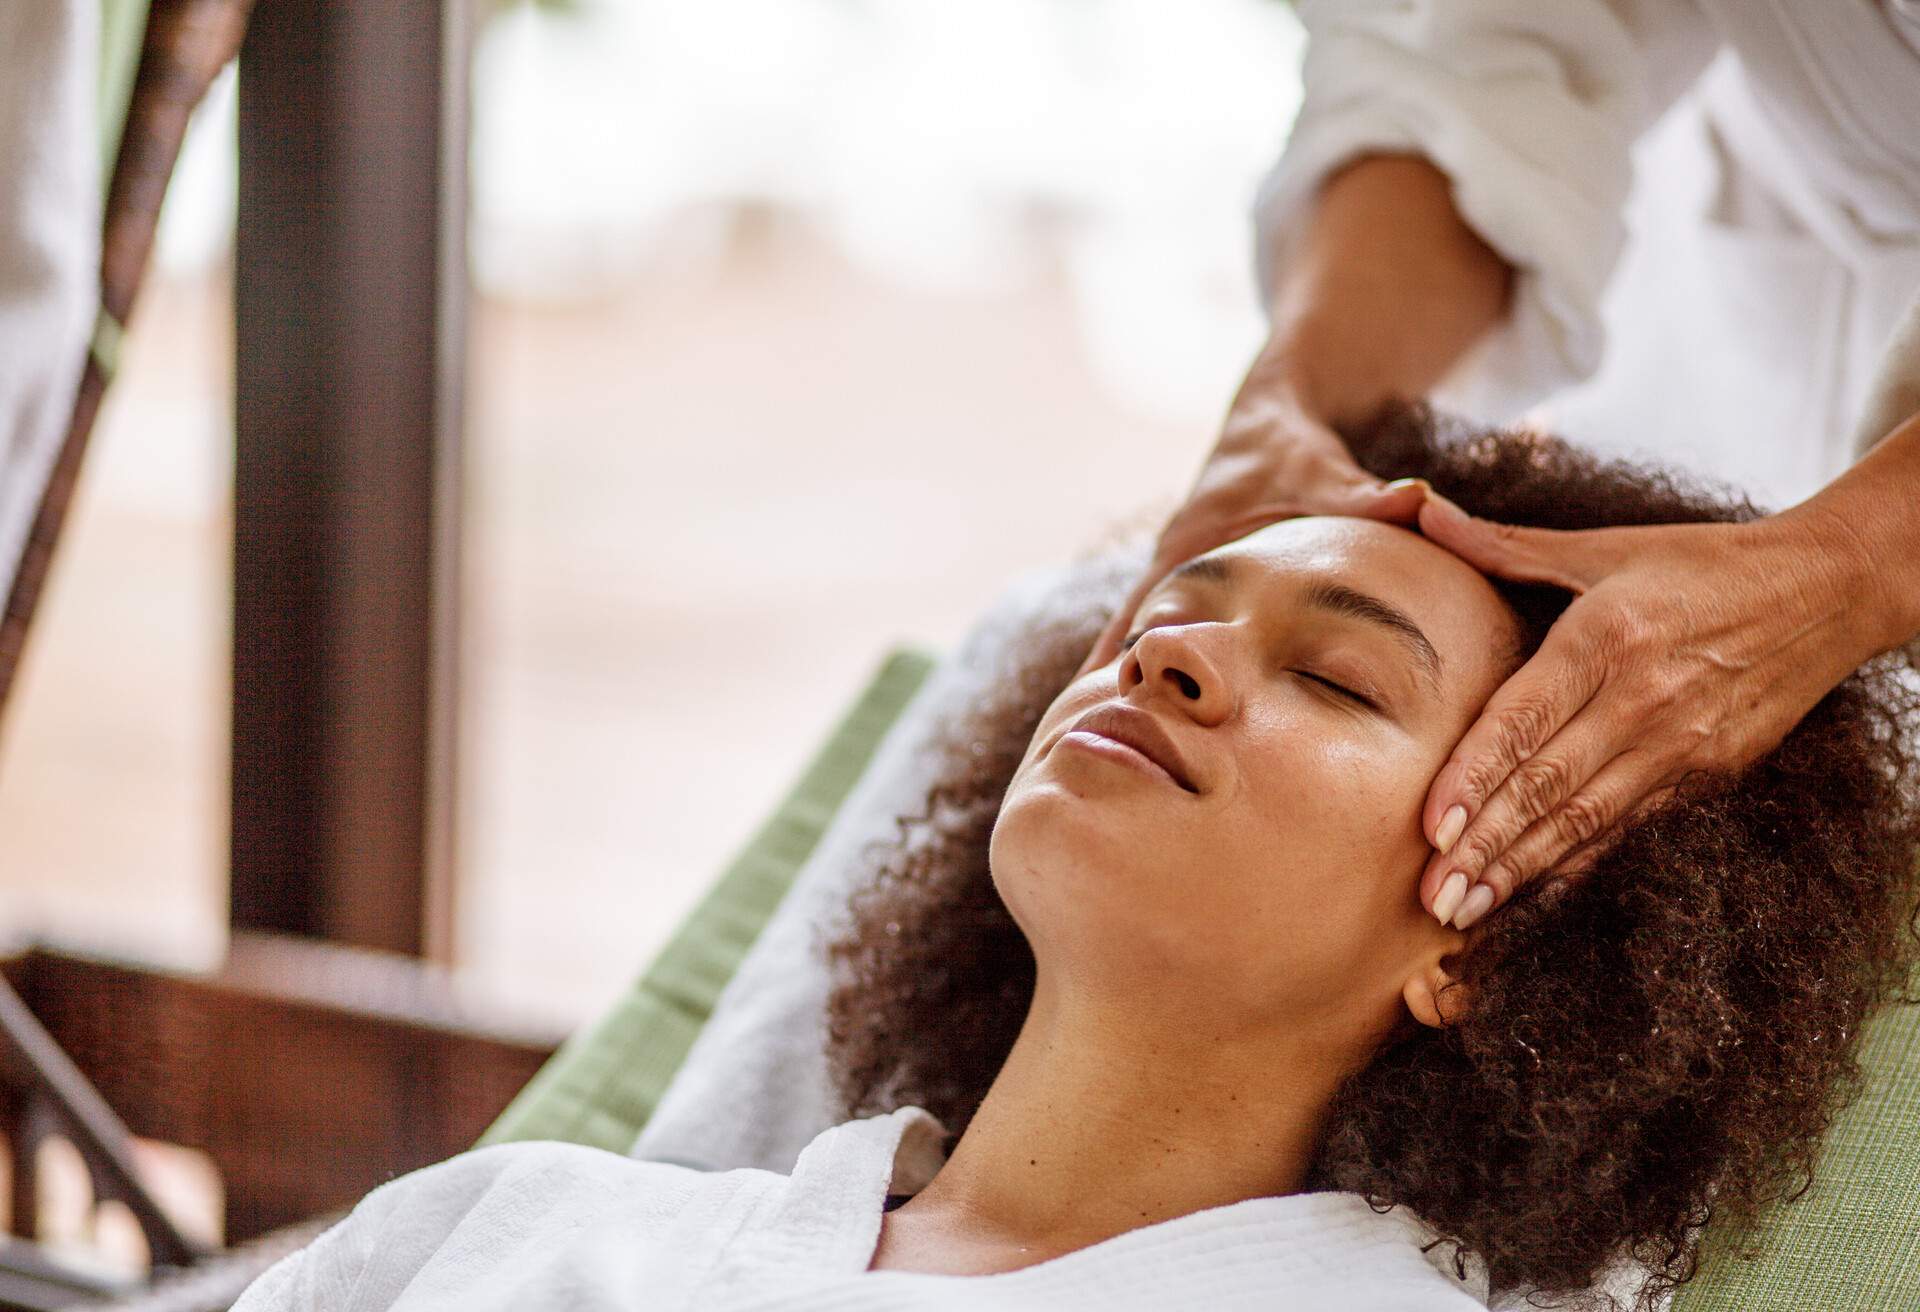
top-left (1253, 0), bottom-right (1716, 410)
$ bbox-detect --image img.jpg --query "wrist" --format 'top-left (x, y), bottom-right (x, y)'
top-left (1768, 495), bottom-right (1920, 660)
top-left (1238, 328), bottom-right (1396, 434)
top-left (1257, 154), bottom-right (1512, 424)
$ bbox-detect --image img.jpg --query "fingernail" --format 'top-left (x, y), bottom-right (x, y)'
top-left (1434, 805), bottom-right (1467, 854)
top-left (1384, 477), bottom-right (1425, 492)
top-left (1431, 871), bottom-right (1469, 925)
top-left (1451, 883), bottom-right (1497, 931)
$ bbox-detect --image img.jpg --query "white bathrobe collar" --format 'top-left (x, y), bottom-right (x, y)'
top-left (733, 1104), bottom-right (1492, 1296)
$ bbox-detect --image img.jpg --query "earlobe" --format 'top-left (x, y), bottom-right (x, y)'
top-left (1403, 955), bottom-right (1470, 1029)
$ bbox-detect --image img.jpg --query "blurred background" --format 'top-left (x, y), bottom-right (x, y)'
top-left (0, 0), bottom-right (1303, 1037)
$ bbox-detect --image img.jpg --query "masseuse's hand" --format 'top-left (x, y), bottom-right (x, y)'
top-left (1075, 369), bottom-right (1429, 679)
top-left (1412, 492), bottom-right (1889, 930)
top-left (1081, 152), bottom-right (1517, 665)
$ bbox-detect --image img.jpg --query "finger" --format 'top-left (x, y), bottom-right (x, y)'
top-left (1340, 476), bottom-right (1431, 525)
top-left (1536, 776), bottom-right (1680, 881)
top-left (1421, 618), bottom-right (1609, 858)
top-left (1450, 751), bottom-right (1663, 930)
top-left (1417, 492), bottom-right (1624, 594)
top-left (1458, 827), bottom-right (1608, 924)
top-left (1419, 699), bottom-right (1623, 914)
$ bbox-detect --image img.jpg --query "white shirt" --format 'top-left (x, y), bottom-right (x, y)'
top-left (1255, 0), bottom-right (1920, 510)
top-left (230, 1105), bottom-right (1496, 1311)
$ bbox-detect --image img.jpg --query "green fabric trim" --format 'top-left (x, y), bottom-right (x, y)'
top-left (98, 0), bottom-right (152, 197)
top-left (477, 643), bottom-right (939, 1153)
top-left (90, 307), bottom-right (125, 383)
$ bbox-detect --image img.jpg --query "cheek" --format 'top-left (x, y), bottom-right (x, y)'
top-left (1236, 708), bottom-right (1432, 865)
top-left (1206, 716), bottom-right (1439, 986)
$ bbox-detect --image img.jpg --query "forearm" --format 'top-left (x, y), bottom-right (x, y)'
top-left (1254, 153), bottom-right (1515, 428)
top-left (1780, 409), bottom-right (1920, 657)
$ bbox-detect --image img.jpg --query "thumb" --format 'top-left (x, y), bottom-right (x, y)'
top-left (1342, 476), bottom-right (1431, 525)
top-left (1416, 492), bottom-right (1620, 594)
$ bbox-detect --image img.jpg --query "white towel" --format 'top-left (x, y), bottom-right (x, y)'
top-left (0, 0), bottom-right (99, 608)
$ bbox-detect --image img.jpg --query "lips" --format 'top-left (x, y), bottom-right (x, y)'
top-left (1065, 703), bottom-right (1199, 793)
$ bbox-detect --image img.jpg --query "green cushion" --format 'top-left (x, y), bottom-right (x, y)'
top-left (476, 644), bottom-right (938, 1153)
top-left (1672, 968), bottom-right (1920, 1311)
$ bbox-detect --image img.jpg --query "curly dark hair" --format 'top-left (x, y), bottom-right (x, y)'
top-left (821, 401), bottom-right (1920, 1309)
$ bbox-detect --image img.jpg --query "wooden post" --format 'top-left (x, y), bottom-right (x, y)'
top-left (231, 0), bottom-right (468, 960)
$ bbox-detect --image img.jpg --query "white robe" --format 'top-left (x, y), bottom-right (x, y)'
top-left (230, 1105), bottom-right (1497, 1311)
top-left (1255, 0), bottom-right (1920, 512)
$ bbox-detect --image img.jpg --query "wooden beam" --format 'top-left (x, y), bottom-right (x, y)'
top-left (230, 0), bottom-right (468, 959)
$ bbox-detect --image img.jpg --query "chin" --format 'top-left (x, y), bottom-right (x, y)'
top-left (991, 785), bottom-right (1190, 947)
top-left (995, 776), bottom-right (1162, 864)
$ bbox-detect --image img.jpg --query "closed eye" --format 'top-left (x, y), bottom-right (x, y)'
top-left (1297, 670), bottom-right (1378, 710)
top-left (1120, 631), bottom-right (1380, 711)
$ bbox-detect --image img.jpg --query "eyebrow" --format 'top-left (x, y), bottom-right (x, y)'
top-left (1164, 554), bottom-right (1445, 691)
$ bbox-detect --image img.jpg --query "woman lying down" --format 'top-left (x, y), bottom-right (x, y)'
top-left (234, 404), bottom-right (1920, 1312)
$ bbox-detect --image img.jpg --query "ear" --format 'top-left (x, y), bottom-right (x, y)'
top-left (1402, 951), bottom-right (1470, 1030)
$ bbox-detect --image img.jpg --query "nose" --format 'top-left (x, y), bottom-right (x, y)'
top-left (1119, 625), bottom-right (1231, 719)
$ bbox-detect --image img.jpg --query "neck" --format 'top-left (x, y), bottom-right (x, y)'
top-left (896, 970), bottom-right (1361, 1259)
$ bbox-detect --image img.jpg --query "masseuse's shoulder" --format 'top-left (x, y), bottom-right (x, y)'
top-left (230, 1140), bottom-right (715, 1312)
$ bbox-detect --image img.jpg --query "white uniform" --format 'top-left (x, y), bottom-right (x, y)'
top-left (1255, 0), bottom-right (1920, 511)
top-left (229, 1105), bottom-right (1502, 1311)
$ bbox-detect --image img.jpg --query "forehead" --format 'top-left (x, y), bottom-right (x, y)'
top-left (1175, 517), bottom-right (1519, 697)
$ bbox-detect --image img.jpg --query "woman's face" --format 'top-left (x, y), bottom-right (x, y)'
top-left (990, 516), bottom-right (1523, 1048)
